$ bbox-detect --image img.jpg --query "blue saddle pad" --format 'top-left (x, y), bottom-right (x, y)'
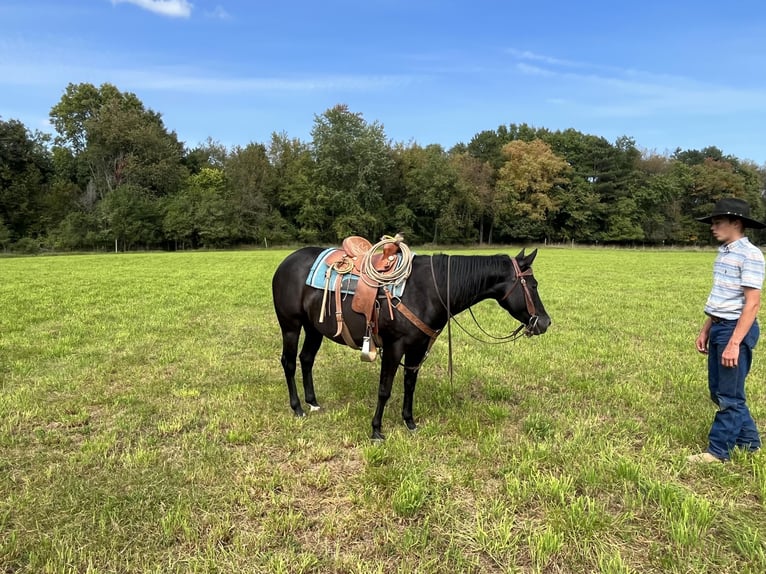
top-left (306, 247), bottom-right (407, 297)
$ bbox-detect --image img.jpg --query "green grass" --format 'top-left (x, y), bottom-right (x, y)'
top-left (2, 247), bottom-right (766, 573)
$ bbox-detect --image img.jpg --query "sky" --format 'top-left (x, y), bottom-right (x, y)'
top-left (2, 0), bottom-right (766, 164)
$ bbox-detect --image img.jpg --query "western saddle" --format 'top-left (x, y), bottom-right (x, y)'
top-left (319, 234), bottom-right (406, 361)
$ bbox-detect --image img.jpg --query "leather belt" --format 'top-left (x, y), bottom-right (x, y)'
top-left (709, 315), bottom-right (732, 323)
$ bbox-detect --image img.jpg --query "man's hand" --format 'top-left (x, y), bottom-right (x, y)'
top-left (696, 322), bottom-right (711, 354)
top-left (722, 341), bottom-right (740, 367)
top-left (696, 339), bottom-right (709, 354)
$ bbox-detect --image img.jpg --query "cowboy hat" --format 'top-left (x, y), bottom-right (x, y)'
top-left (696, 197), bottom-right (766, 229)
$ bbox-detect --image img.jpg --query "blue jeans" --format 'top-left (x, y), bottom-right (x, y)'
top-left (707, 319), bottom-right (761, 459)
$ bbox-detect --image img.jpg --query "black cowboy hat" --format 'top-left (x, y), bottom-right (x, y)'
top-left (696, 197), bottom-right (766, 229)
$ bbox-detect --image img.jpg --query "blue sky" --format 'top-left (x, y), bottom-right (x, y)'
top-left (2, 0), bottom-right (766, 164)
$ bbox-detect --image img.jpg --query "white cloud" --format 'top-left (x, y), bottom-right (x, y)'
top-left (509, 48), bottom-right (766, 118)
top-left (117, 69), bottom-right (412, 94)
top-left (0, 55), bottom-right (411, 95)
top-left (515, 63), bottom-right (555, 78)
top-left (205, 5), bottom-right (230, 20)
top-left (111, 0), bottom-right (192, 19)
top-left (506, 49), bottom-right (582, 68)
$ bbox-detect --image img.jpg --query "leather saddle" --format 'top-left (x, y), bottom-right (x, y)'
top-left (320, 235), bottom-right (404, 360)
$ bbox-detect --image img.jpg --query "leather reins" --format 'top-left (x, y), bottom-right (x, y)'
top-left (391, 254), bottom-right (540, 378)
top-left (432, 255), bottom-right (540, 345)
top-left (425, 254), bottom-right (541, 386)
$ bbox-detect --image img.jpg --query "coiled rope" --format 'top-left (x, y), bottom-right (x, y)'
top-left (360, 233), bottom-right (413, 287)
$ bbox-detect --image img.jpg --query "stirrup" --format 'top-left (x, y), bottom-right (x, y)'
top-left (360, 324), bottom-right (377, 362)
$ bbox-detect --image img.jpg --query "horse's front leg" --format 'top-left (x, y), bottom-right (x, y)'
top-left (401, 367), bottom-right (420, 432)
top-left (402, 345), bottom-right (429, 431)
top-left (299, 324), bottom-right (324, 411)
top-left (371, 344), bottom-right (403, 441)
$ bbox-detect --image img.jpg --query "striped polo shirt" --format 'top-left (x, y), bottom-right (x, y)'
top-left (704, 237), bottom-right (765, 320)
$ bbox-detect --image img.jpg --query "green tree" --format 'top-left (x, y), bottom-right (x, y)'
top-left (396, 143), bottom-right (460, 244)
top-left (673, 146), bottom-right (725, 166)
top-left (48, 211), bottom-right (103, 250)
top-left (598, 136), bottom-right (644, 243)
top-left (310, 104), bottom-right (394, 241)
top-left (0, 215), bottom-right (11, 251)
top-left (44, 145), bottom-right (104, 249)
top-left (164, 167), bottom-right (235, 248)
top-left (100, 184), bottom-right (163, 251)
top-left (684, 156), bottom-right (765, 244)
top-left (462, 129), bottom-right (507, 170)
top-left (463, 123), bottom-right (545, 171)
top-left (162, 191), bottom-right (196, 249)
top-left (39, 146), bottom-right (83, 229)
top-left (541, 130), bottom-right (645, 243)
top-left (0, 118), bottom-right (53, 241)
top-left (225, 142), bottom-right (287, 244)
top-left (183, 138), bottom-right (228, 175)
top-left (634, 152), bottom-right (683, 244)
top-left (450, 152), bottom-right (492, 244)
top-left (268, 132), bottom-right (314, 242)
top-left (49, 83), bottom-right (187, 249)
top-left (553, 183), bottom-right (601, 243)
top-left (494, 139), bottom-right (570, 242)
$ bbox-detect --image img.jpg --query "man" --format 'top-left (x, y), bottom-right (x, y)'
top-left (690, 197), bottom-right (764, 463)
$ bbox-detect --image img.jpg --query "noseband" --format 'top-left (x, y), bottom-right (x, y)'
top-left (501, 258), bottom-right (540, 337)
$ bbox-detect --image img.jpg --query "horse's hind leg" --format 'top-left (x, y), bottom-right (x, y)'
top-left (299, 323), bottom-right (324, 411)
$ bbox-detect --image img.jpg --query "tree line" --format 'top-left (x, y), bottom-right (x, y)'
top-left (2, 82), bottom-right (765, 254)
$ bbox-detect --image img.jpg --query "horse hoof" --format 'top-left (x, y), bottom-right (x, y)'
top-left (309, 404), bottom-right (321, 412)
top-left (404, 420), bottom-right (417, 432)
top-left (371, 431), bottom-right (386, 442)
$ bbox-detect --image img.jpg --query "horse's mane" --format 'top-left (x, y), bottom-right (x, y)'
top-left (424, 253), bottom-right (511, 304)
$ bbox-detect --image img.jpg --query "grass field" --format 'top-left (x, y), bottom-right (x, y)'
top-left (2, 246), bottom-right (765, 573)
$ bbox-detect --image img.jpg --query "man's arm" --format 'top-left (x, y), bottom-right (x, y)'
top-left (722, 286), bottom-right (761, 367)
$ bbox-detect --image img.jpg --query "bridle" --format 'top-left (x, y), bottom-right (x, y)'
top-left (430, 255), bottom-right (540, 344)
top-left (423, 254), bottom-right (541, 385)
top-left (499, 257), bottom-right (540, 338)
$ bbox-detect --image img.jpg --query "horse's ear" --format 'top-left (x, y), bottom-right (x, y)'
top-left (515, 248), bottom-right (526, 259)
top-left (524, 248), bottom-right (538, 267)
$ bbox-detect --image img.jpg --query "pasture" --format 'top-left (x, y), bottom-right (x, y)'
top-left (1, 247), bottom-right (765, 573)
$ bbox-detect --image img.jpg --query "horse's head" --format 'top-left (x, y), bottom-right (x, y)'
top-left (499, 248), bottom-right (551, 336)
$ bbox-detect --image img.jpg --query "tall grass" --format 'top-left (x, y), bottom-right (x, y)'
top-left (2, 247), bottom-right (765, 573)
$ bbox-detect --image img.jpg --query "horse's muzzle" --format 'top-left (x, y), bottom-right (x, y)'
top-left (524, 315), bottom-right (550, 336)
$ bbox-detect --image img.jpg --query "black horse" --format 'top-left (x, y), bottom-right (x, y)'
top-left (272, 247), bottom-right (551, 440)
